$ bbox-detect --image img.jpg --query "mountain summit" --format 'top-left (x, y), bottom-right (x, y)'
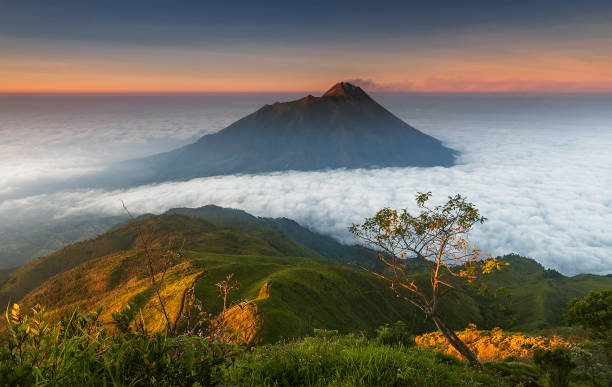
top-left (322, 82), bottom-right (371, 99)
top-left (109, 82), bottom-right (456, 186)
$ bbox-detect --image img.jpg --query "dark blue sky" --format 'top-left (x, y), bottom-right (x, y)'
top-left (3, 1), bottom-right (611, 45)
top-left (2, 1), bottom-right (612, 92)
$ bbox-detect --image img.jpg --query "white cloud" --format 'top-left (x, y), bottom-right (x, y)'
top-left (0, 95), bottom-right (268, 197)
top-left (1, 94), bottom-right (611, 275)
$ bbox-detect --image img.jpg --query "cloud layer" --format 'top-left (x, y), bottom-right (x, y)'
top-left (1, 94), bottom-right (611, 275)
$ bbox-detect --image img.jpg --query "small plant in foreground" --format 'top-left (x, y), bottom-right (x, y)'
top-left (533, 348), bottom-right (575, 387)
top-left (1, 303), bottom-right (237, 386)
top-left (375, 320), bottom-right (415, 348)
top-left (227, 333), bottom-right (502, 387)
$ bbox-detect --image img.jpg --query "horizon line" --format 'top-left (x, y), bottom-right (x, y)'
top-left (3, 90), bottom-right (612, 96)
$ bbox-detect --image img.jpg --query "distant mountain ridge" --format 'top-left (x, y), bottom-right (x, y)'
top-left (101, 82), bottom-right (456, 187)
top-left (0, 205), bottom-right (377, 307)
top-left (168, 205), bottom-right (379, 266)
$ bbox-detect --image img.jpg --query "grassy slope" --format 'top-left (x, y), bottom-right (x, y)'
top-left (0, 213), bottom-right (322, 308)
top-left (5, 212), bottom-right (611, 343)
top-left (19, 250), bottom-right (204, 332)
top-left (186, 252), bottom-right (437, 343)
top-left (182, 252), bottom-right (611, 340)
top-left (18, 246), bottom-right (481, 343)
top-left (474, 254), bottom-right (612, 331)
top-left (230, 335), bottom-right (504, 387)
top-left (169, 205), bottom-right (380, 266)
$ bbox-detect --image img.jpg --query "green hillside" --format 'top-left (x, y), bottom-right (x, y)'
top-left (4, 210), bottom-right (481, 342)
top-left (168, 205), bottom-right (380, 266)
top-left (0, 213), bottom-right (323, 308)
top-left (181, 252), bottom-right (481, 342)
top-left (473, 254), bottom-right (612, 331)
top-left (3, 208), bottom-right (611, 345)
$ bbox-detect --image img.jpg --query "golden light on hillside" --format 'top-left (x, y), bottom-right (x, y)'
top-left (415, 324), bottom-right (571, 362)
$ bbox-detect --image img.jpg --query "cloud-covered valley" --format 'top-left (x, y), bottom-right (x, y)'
top-left (1, 94), bottom-right (611, 275)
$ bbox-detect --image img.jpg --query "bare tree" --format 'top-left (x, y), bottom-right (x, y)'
top-left (172, 271), bottom-right (206, 335)
top-left (214, 274), bottom-right (239, 340)
top-left (122, 202), bottom-right (184, 336)
top-left (121, 203), bottom-right (242, 340)
top-left (349, 192), bottom-right (507, 369)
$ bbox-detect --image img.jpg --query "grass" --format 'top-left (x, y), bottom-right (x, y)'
top-left (228, 333), bottom-right (504, 386)
top-left (177, 252), bottom-right (433, 343)
top-left (12, 247), bottom-right (430, 342)
top-left (3, 302), bottom-right (609, 387)
top-left (476, 254), bottom-right (612, 331)
top-left (0, 213), bottom-right (320, 313)
top-left (1, 304), bottom-right (237, 386)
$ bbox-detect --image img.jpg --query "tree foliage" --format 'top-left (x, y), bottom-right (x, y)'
top-left (533, 348), bottom-right (575, 387)
top-left (349, 192), bottom-right (508, 368)
top-left (567, 289), bottom-right (611, 341)
top-left (567, 289), bottom-right (612, 360)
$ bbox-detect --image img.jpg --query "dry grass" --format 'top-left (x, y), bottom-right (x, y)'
top-left (20, 251), bottom-right (204, 333)
top-left (416, 323), bottom-right (571, 362)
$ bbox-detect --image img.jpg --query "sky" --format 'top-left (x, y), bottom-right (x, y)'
top-left (2, 0), bottom-right (612, 93)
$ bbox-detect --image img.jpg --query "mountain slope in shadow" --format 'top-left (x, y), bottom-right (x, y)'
top-left (97, 82), bottom-right (456, 188)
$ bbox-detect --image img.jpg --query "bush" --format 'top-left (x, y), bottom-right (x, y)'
top-left (567, 290), bottom-right (612, 358)
top-left (313, 328), bottom-right (339, 341)
top-left (375, 320), bottom-right (415, 348)
top-left (533, 348), bottom-right (575, 387)
top-left (0, 304), bottom-right (237, 386)
top-left (228, 334), bottom-right (501, 386)
top-left (416, 324), bottom-right (571, 362)
top-left (484, 362), bottom-right (540, 387)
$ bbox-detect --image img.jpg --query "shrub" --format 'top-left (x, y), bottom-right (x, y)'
top-left (533, 348), bottom-right (575, 387)
top-left (228, 334), bottom-right (501, 386)
top-left (313, 328), bottom-right (339, 341)
top-left (484, 362), bottom-right (540, 387)
top-left (0, 303), bottom-right (237, 386)
top-left (416, 324), bottom-right (571, 362)
top-left (567, 290), bottom-right (612, 359)
top-left (375, 320), bottom-right (415, 348)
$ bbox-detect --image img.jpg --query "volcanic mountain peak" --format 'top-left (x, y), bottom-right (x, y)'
top-left (322, 81), bottom-right (371, 99)
top-left (93, 80), bottom-right (457, 187)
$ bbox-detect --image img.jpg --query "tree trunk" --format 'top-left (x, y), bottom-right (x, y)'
top-left (431, 314), bottom-right (482, 370)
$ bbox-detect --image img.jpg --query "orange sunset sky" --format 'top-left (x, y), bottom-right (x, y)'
top-left (2, 1), bottom-right (612, 94)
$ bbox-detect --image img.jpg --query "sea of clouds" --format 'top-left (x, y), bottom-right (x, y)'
top-left (1, 93), bottom-right (611, 275)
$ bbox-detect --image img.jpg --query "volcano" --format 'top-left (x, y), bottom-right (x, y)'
top-left (112, 82), bottom-right (456, 186)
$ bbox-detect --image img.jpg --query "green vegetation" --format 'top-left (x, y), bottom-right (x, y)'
top-left (533, 348), bottom-right (575, 387)
top-left (3, 208), bottom-right (611, 343)
top-left (0, 212), bottom-right (322, 309)
top-left (228, 333), bottom-right (500, 386)
top-left (567, 290), bottom-right (611, 346)
top-left (1, 304), bottom-right (236, 386)
top-left (474, 255), bottom-right (612, 331)
top-left (169, 205), bottom-right (380, 266)
top-left (188, 253), bottom-right (429, 343)
top-left (4, 306), bottom-right (608, 386)
top-left (1, 204), bottom-right (611, 385)
top-left (349, 192), bottom-right (508, 368)
top-left (16, 248), bottom-right (436, 344)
